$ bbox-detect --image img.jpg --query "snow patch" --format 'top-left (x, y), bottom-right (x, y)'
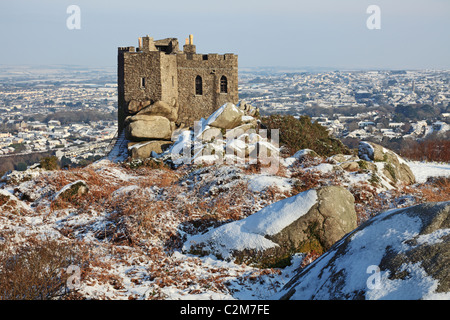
top-left (407, 161), bottom-right (450, 183)
top-left (248, 174), bottom-right (292, 193)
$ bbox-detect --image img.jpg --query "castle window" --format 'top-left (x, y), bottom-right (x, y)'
top-left (220, 76), bottom-right (228, 93)
top-left (195, 76), bottom-right (203, 95)
top-left (140, 77), bottom-right (146, 89)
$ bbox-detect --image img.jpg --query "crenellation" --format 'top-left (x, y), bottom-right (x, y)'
top-left (207, 54), bottom-right (219, 61)
top-left (118, 46), bottom-right (136, 52)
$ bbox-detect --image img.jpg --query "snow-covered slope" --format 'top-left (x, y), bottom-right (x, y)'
top-left (1, 145), bottom-right (449, 300)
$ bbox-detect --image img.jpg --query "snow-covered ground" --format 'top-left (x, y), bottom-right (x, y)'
top-left (1, 150), bottom-right (449, 300)
top-left (407, 161), bottom-right (450, 183)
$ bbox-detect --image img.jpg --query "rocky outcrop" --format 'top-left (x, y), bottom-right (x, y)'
top-left (183, 186), bottom-right (357, 267)
top-left (124, 101), bottom-right (258, 160)
top-left (275, 201), bottom-right (450, 300)
top-left (167, 102), bottom-right (269, 166)
top-left (358, 141), bottom-right (416, 185)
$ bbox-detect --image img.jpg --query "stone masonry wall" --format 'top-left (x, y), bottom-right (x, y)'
top-left (176, 53), bottom-right (238, 126)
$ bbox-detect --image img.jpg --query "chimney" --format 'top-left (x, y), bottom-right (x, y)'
top-left (141, 36), bottom-right (157, 52)
top-left (183, 34), bottom-right (196, 55)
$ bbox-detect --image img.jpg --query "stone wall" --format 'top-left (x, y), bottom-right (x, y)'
top-left (176, 53), bottom-right (238, 126)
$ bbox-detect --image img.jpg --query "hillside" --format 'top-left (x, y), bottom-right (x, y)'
top-left (1, 103), bottom-right (449, 300)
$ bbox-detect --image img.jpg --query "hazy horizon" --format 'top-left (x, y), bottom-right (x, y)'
top-left (0, 0), bottom-right (449, 70)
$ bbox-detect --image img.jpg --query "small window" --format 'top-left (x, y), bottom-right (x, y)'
top-left (220, 76), bottom-right (228, 93)
top-left (195, 76), bottom-right (203, 95)
top-left (140, 77), bottom-right (146, 89)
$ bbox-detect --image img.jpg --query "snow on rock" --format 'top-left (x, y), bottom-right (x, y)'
top-left (183, 189), bottom-right (318, 259)
top-left (305, 163), bottom-right (335, 174)
top-left (0, 166), bottom-right (45, 185)
top-left (358, 141), bottom-right (375, 161)
top-left (0, 189), bottom-right (32, 214)
top-left (53, 180), bottom-right (89, 200)
top-left (274, 201), bottom-right (450, 300)
top-left (292, 149), bottom-right (317, 160)
top-left (169, 130), bottom-right (193, 156)
top-left (204, 102), bottom-right (243, 129)
top-left (282, 149), bottom-right (321, 167)
top-left (358, 141), bottom-right (416, 186)
top-left (166, 108), bottom-right (277, 167)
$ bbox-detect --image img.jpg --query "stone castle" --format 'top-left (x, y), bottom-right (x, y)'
top-left (117, 34), bottom-right (239, 133)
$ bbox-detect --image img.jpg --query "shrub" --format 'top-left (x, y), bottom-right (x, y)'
top-left (0, 240), bottom-right (83, 300)
top-left (40, 156), bottom-right (59, 171)
top-left (15, 162), bottom-right (28, 171)
top-left (261, 114), bottom-right (350, 157)
top-left (400, 137), bottom-right (450, 162)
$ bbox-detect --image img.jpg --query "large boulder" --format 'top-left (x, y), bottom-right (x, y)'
top-left (137, 100), bottom-right (178, 122)
top-left (53, 180), bottom-right (89, 201)
top-left (128, 140), bottom-right (173, 159)
top-left (274, 201), bottom-right (450, 300)
top-left (205, 102), bottom-right (243, 129)
top-left (183, 186), bottom-right (357, 267)
top-left (125, 115), bottom-right (172, 141)
top-left (269, 186), bottom-right (357, 251)
top-left (127, 99), bottom-right (151, 114)
top-left (358, 141), bottom-right (416, 185)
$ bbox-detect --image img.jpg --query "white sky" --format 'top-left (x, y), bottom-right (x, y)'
top-left (0, 0), bottom-right (449, 69)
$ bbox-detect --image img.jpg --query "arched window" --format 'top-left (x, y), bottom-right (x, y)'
top-left (220, 76), bottom-right (228, 93)
top-left (195, 76), bottom-right (203, 95)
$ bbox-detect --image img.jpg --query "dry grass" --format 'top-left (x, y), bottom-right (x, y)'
top-left (0, 239), bottom-right (87, 300)
top-left (243, 159), bottom-right (289, 178)
top-left (416, 177), bottom-right (450, 203)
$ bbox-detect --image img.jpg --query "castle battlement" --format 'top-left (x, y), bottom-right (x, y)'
top-left (118, 35), bottom-right (238, 131)
top-left (118, 46), bottom-right (136, 52)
